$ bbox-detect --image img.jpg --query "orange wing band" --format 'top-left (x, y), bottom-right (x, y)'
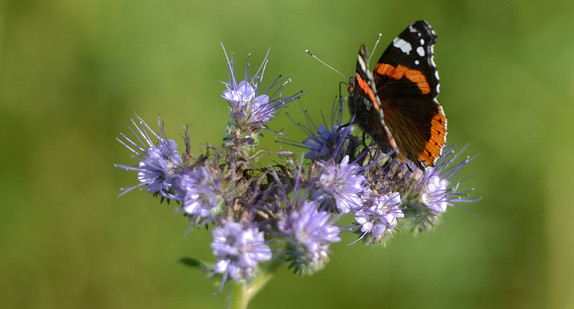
top-left (355, 73), bottom-right (381, 112)
top-left (420, 108), bottom-right (447, 166)
top-left (375, 64), bottom-right (431, 95)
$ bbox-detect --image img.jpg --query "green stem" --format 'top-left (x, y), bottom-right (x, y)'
top-left (228, 283), bottom-right (248, 309)
top-left (227, 257), bottom-right (285, 309)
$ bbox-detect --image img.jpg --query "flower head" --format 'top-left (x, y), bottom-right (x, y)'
top-left (211, 221), bottom-right (272, 283)
top-left (354, 191), bottom-right (404, 245)
top-left (421, 175), bottom-right (449, 214)
top-left (298, 97), bottom-right (358, 161)
top-left (279, 201), bottom-right (341, 275)
top-left (399, 145), bottom-right (480, 233)
top-left (316, 156), bottom-right (366, 213)
top-left (115, 117), bottom-right (182, 199)
top-left (175, 166), bottom-right (222, 224)
top-left (304, 124), bottom-right (355, 160)
top-left (221, 44), bottom-right (302, 136)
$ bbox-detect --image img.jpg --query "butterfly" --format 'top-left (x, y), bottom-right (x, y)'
top-left (348, 20), bottom-right (447, 169)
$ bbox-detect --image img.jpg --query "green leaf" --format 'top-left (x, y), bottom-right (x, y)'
top-left (178, 257), bottom-right (211, 271)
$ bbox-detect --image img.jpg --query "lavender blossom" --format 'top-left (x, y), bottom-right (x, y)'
top-left (316, 156), bottom-right (366, 213)
top-left (115, 117), bottom-right (182, 199)
top-left (399, 145), bottom-right (479, 233)
top-left (415, 145), bottom-right (477, 211)
top-left (303, 124), bottom-right (355, 160)
top-left (175, 166), bottom-right (222, 224)
top-left (280, 201), bottom-right (341, 275)
top-left (354, 191), bottom-right (404, 245)
top-left (421, 175), bottom-right (449, 214)
top-left (221, 44), bottom-right (301, 137)
top-left (298, 97), bottom-right (357, 161)
top-left (211, 221), bottom-right (272, 282)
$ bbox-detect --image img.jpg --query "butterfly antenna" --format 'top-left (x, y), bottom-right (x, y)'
top-left (369, 33), bottom-right (383, 60)
top-left (305, 49), bottom-right (346, 79)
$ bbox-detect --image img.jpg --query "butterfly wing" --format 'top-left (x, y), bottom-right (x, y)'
top-left (348, 45), bottom-right (398, 154)
top-left (374, 20), bottom-right (447, 168)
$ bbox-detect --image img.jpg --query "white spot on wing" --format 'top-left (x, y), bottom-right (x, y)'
top-left (393, 38), bottom-right (412, 55)
top-left (415, 60), bottom-right (420, 65)
top-left (420, 39), bottom-right (425, 45)
top-left (357, 54), bottom-right (368, 71)
top-left (416, 46), bottom-right (425, 57)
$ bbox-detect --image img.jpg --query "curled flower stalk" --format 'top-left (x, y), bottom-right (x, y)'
top-left (116, 46), bottom-right (479, 309)
top-left (221, 44), bottom-right (302, 154)
top-left (115, 117), bottom-right (182, 199)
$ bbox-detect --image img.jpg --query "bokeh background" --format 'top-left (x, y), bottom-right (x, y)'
top-left (2, 0), bottom-right (573, 308)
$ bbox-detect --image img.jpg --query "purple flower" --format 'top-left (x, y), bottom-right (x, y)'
top-left (222, 80), bottom-right (256, 107)
top-left (354, 192), bottom-right (404, 244)
top-left (251, 94), bottom-right (276, 124)
top-left (221, 44), bottom-right (301, 132)
top-left (175, 166), bottom-right (221, 223)
top-left (211, 221), bottom-right (272, 282)
top-left (222, 80), bottom-right (274, 126)
top-left (298, 97), bottom-right (357, 161)
top-left (317, 156), bottom-right (366, 213)
top-left (397, 145), bottom-right (480, 233)
top-left (421, 175), bottom-right (448, 214)
top-left (414, 145), bottom-right (479, 214)
top-left (115, 117), bottom-right (182, 199)
top-left (303, 124), bottom-right (354, 160)
top-left (279, 201), bottom-right (341, 274)
top-left (303, 124), bottom-right (333, 158)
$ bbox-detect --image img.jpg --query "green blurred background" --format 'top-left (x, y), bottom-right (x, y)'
top-left (2, 0), bottom-right (573, 308)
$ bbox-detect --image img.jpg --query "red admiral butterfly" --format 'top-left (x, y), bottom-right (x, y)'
top-left (348, 20), bottom-right (447, 169)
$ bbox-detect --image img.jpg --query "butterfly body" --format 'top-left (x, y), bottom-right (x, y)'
top-left (348, 20), bottom-right (447, 169)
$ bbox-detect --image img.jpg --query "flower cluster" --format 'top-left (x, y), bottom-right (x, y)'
top-left (116, 47), bottom-right (478, 289)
